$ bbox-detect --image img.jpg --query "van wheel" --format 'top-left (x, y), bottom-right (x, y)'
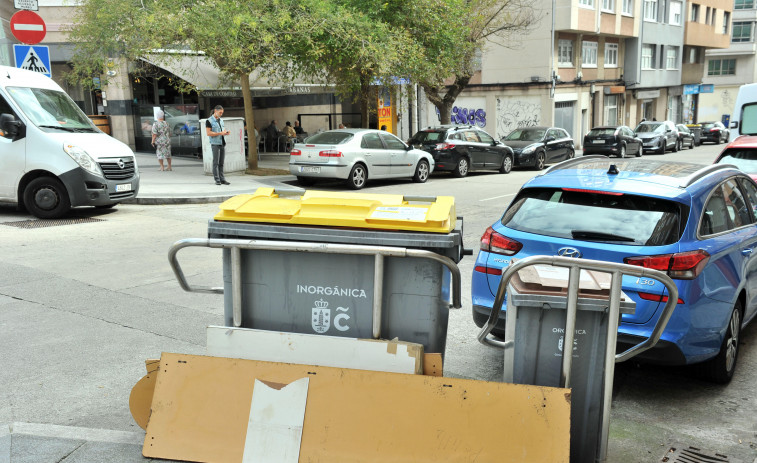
top-left (23, 177), bottom-right (71, 219)
top-left (700, 301), bottom-right (742, 383)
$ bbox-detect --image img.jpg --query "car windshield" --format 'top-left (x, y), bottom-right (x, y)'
top-left (304, 131), bottom-right (354, 145)
top-left (6, 86), bottom-right (96, 131)
top-left (587, 128), bottom-right (616, 136)
top-left (635, 123), bottom-right (664, 133)
top-left (411, 130), bottom-right (445, 143)
top-left (718, 149), bottom-right (757, 173)
top-left (504, 128), bottom-right (545, 142)
top-left (502, 187), bottom-right (683, 246)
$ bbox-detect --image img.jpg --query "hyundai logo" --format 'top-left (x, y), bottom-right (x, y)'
top-left (117, 159), bottom-right (125, 169)
top-left (557, 247), bottom-right (582, 258)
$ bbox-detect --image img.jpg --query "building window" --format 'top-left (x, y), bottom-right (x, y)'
top-left (732, 21), bottom-right (754, 42)
top-left (604, 43), bottom-right (619, 67)
top-left (708, 58), bottom-right (736, 75)
top-left (558, 39), bottom-right (574, 66)
top-left (582, 41), bottom-right (598, 67)
top-left (622, 0), bottom-right (633, 14)
top-left (642, 44), bottom-right (655, 69)
top-left (666, 47), bottom-right (678, 69)
top-left (705, 7), bottom-right (711, 24)
top-left (602, 0), bottom-right (615, 11)
top-left (691, 3), bottom-right (700, 21)
top-left (688, 47), bottom-right (698, 64)
top-left (579, 0), bottom-right (594, 8)
top-left (669, 1), bottom-right (682, 24)
top-left (735, 0), bottom-right (754, 9)
top-left (711, 8), bottom-right (717, 25)
top-left (644, 0), bottom-right (658, 20)
top-left (724, 12), bottom-right (730, 34)
top-left (604, 95), bottom-right (619, 125)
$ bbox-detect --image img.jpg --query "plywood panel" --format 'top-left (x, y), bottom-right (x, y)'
top-left (143, 353), bottom-right (571, 463)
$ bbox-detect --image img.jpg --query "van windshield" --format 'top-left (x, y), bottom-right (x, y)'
top-left (6, 87), bottom-right (96, 132)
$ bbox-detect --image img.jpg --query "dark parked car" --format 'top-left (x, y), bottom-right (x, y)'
top-left (634, 120), bottom-right (679, 154)
top-left (582, 125), bottom-right (642, 157)
top-left (408, 125), bottom-right (513, 177)
top-left (676, 124), bottom-right (696, 150)
top-left (701, 121), bottom-right (730, 144)
top-left (501, 126), bottom-right (575, 170)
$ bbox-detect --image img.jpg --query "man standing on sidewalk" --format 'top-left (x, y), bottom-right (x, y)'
top-left (205, 105), bottom-right (231, 185)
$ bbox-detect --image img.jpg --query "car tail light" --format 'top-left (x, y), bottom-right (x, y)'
top-left (319, 150), bottom-right (343, 157)
top-left (290, 149), bottom-right (302, 156)
top-left (480, 226), bottom-right (522, 256)
top-left (710, 128), bottom-right (719, 132)
top-left (624, 250), bottom-right (709, 279)
top-left (638, 292), bottom-right (684, 304)
top-left (562, 188), bottom-right (624, 196)
top-left (435, 142), bottom-right (456, 150)
top-left (474, 265), bottom-right (503, 275)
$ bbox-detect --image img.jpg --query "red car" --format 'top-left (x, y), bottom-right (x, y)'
top-left (714, 135), bottom-right (757, 181)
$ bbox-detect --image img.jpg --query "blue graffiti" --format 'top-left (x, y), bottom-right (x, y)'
top-left (435, 106), bottom-right (487, 127)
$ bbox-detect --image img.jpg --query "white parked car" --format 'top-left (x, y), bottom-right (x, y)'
top-left (289, 129), bottom-right (435, 189)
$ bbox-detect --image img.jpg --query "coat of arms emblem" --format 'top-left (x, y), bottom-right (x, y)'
top-left (311, 299), bottom-right (330, 333)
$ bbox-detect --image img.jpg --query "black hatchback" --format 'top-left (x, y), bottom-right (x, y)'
top-left (582, 125), bottom-right (642, 157)
top-left (408, 125), bottom-right (514, 177)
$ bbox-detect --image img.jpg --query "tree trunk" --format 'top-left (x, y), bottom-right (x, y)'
top-left (241, 73), bottom-right (258, 170)
top-left (359, 73), bottom-right (372, 128)
top-left (421, 73), bottom-right (472, 125)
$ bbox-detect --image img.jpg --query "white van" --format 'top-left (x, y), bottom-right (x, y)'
top-left (0, 65), bottom-right (139, 218)
top-left (729, 82), bottom-right (757, 137)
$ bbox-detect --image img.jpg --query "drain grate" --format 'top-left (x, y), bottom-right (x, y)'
top-left (660, 445), bottom-right (740, 463)
top-left (2, 217), bottom-right (105, 229)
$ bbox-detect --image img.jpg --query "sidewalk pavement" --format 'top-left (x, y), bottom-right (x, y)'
top-left (125, 151), bottom-right (297, 205)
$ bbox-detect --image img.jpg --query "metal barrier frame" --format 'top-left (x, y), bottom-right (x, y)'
top-left (168, 238), bottom-right (462, 340)
top-left (477, 255), bottom-right (678, 462)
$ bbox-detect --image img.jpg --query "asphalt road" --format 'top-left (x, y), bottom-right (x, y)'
top-left (1, 141), bottom-right (755, 462)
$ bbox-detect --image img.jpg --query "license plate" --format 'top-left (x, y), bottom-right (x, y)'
top-left (300, 166), bottom-right (320, 173)
top-left (592, 140), bottom-right (605, 144)
top-left (116, 183), bottom-right (132, 192)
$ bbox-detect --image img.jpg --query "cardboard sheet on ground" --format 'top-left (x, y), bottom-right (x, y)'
top-left (143, 353), bottom-right (571, 462)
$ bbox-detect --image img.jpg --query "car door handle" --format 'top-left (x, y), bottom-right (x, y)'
top-left (742, 248), bottom-right (753, 256)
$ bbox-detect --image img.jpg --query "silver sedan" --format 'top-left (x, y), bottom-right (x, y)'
top-left (289, 129), bottom-right (435, 189)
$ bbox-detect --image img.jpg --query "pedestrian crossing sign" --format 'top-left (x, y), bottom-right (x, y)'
top-left (13, 44), bottom-right (51, 78)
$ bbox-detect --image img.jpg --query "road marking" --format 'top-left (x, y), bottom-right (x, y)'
top-left (7, 422), bottom-right (143, 445)
top-left (479, 193), bottom-right (516, 202)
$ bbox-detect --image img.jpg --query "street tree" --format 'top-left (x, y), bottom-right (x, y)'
top-left (67, 0), bottom-right (314, 170)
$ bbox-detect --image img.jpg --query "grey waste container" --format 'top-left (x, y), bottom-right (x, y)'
top-left (687, 124), bottom-right (702, 146)
top-left (207, 217), bottom-right (464, 354)
top-left (506, 280), bottom-right (635, 463)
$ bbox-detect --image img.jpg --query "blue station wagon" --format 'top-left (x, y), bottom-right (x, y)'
top-left (472, 157), bottom-right (757, 383)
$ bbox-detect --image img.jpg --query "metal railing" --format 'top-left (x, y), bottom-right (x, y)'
top-left (168, 238), bottom-right (462, 340)
top-left (477, 255), bottom-right (678, 463)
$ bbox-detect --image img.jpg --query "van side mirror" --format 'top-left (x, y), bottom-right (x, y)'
top-left (730, 121), bottom-right (739, 129)
top-left (0, 113), bottom-right (23, 139)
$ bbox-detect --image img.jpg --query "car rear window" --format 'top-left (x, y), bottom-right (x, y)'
top-left (306, 131), bottom-right (353, 144)
top-left (411, 131), bottom-right (446, 143)
top-left (502, 188), bottom-right (685, 246)
top-left (717, 148), bottom-right (757, 172)
top-left (587, 128), bottom-right (616, 136)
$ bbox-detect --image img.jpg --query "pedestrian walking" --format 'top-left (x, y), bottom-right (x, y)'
top-left (151, 110), bottom-right (172, 171)
top-left (205, 105), bottom-right (231, 185)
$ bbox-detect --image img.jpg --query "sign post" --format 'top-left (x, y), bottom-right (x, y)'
top-left (10, 10), bottom-right (47, 45)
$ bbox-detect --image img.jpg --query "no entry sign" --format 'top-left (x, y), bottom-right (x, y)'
top-left (10, 10), bottom-right (46, 45)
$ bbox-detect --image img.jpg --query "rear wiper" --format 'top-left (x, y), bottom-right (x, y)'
top-left (38, 124), bottom-right (76, 132)
top-left (571, 230), bottom-right (636, 242)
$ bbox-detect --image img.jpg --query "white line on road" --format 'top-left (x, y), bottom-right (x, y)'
top-left (479, 193), bottom-right (515, 202)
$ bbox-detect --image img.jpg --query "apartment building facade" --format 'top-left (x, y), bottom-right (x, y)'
top-left (701, 0), bottom-right (755, 123)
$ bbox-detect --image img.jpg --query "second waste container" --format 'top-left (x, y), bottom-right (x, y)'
top-left (207, 188), bottom-right (466, 354)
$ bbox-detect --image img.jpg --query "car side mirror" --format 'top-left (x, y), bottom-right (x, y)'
top-left (404, 143), bottom-right (412, 151)
top-left (545, 136), bottom-right (555, 143)
top-left (0, 113), bottom-right (23, 139)
top-left (492, 140), bottom-right (500, 146)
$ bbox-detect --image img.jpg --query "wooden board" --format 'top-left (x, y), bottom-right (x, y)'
top-left (206, 326), bottom-right (423, 375)
top-left (143, 353), bottom-right (571, 463)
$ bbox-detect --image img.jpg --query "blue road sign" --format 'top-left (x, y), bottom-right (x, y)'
top-left (13, 44), bottom-right (51, 78)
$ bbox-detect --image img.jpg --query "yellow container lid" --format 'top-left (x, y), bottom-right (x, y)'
top-left (214, 188), bottom-right (456, 233)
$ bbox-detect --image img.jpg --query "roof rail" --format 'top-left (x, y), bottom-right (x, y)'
top-left (539, 155), bottom-right (610, 176)
top-left (679, 164), bottom-right (738, 188)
